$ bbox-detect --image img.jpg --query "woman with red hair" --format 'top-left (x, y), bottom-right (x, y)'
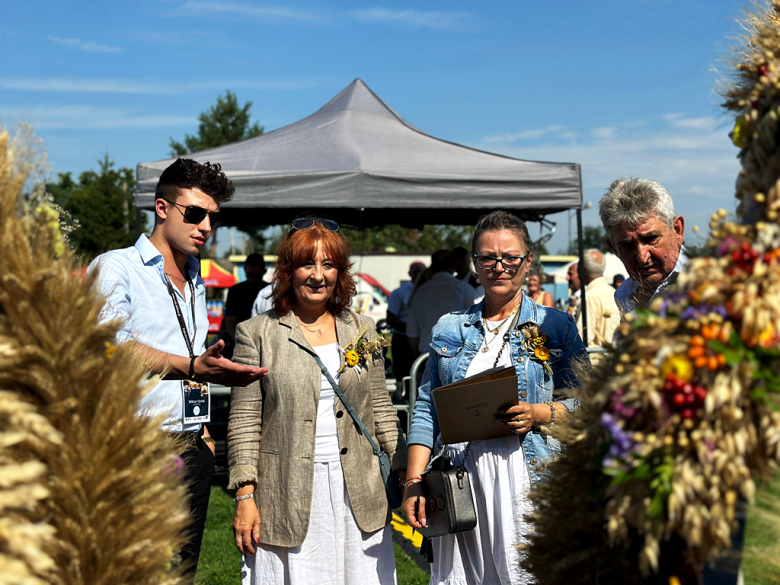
top-left (227, 219), bottom-right (407, 585)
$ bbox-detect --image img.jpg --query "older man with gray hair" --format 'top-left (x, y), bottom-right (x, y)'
top-left (600, 178), bottom-right (686, 314)
top-left (578, 249), bottom-right (621, 362)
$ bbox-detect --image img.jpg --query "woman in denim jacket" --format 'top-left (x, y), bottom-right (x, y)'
top-left (403, 211), bottom-right (587, 585)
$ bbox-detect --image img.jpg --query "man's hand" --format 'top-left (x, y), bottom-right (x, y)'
top-left (194, 340), bottom-right (268, 386)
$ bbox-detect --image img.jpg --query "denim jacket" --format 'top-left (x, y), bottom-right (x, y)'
top-left (407, 292), bottom-right (587, 485)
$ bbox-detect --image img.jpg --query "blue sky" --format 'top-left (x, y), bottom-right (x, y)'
top-left (0, 0), bottom-right (747, 254)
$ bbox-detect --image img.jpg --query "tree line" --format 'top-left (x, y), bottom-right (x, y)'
top-left (49, 90), bottom-right (606, 262)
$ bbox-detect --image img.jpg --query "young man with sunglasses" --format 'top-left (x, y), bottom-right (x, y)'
top-left (89, 158), bottom-right (267, 582)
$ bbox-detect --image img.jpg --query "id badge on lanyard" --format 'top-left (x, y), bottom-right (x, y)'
top-left (165, 274), bottom-right (210, 425)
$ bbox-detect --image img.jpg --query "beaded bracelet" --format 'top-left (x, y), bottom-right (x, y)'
top-left (547, 400), bottom-right (556, 425)
top-left (235, 493), bottom-right (254, 502)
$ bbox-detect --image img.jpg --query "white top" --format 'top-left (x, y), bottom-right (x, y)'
top-left (465, 316), bottom-right (514, 377)
top-left (89, 235), bottom-right (208, 433)
top-left (406, 272), bottom-right (477, 353)
top-left (313, 343), bottom-right (341, 462)
top-left (251, 284), bottom-right (274, 318)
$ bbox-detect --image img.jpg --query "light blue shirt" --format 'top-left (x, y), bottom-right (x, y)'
top-left (89, 235), bottom-right (208, 432)
top-left (387, 281), bottom-right (414, 334)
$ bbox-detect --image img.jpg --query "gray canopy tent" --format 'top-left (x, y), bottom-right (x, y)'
top-left (136, 79), bottom-right (582, 229)
top-left (136, 79), bottom-right (590, 337)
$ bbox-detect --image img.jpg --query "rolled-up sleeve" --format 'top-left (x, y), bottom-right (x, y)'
top-left (227, 322), bottom-right (264, 489)
top-left (367, 327), bottom-right (408, 470)
top-left (407, 349), bottom-right (442, 448)
top-left (88, 256), bottom-right (134, 343)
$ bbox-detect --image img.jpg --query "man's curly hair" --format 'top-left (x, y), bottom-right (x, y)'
top-left (155, 158), bottom-right (235, 204)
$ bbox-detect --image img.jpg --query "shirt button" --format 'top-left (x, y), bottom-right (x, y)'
top-left (520, 391), bottom-right (527, 398)
top-left (517, 356), bottom-right (524, 363)
top-left (340, 448), bottom-right (348, 455)
top-left (530, 458), bottom-right (537, 465)
top-left (336, 411), bottom-right (344, 418)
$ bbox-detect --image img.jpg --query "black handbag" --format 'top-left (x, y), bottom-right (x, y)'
top-left (313, 354), bottom-right (404, 510)
top-left (419, 442), bottom-right (477, 538)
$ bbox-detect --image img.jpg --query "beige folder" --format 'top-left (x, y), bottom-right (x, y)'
top-left (432, 366), bottom-right (519, 444)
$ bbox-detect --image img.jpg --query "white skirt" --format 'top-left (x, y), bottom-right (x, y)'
top-left (430, 436), bottom-right (535, 585)
top-left (241, 459), bottom-right (397, 585)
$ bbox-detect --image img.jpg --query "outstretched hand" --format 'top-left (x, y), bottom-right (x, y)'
top-left (195, 340), bottom-right (268, 386)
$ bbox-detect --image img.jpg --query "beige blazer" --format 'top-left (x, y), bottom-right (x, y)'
top-left (227, 308), bottom-right (407, 548)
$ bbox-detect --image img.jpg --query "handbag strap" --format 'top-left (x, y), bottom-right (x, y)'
top-left (312, 353), bottom-right (383, 458)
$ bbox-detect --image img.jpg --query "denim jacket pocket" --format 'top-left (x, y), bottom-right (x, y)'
top-left (430, 339), bottom-right (463, 385)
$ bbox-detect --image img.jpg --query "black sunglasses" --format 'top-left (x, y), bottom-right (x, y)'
top-left (162, 199), bottom-right (220, 225)
top-left (290, 218), bottom-right (339, 232)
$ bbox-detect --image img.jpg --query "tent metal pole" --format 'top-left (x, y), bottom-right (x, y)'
top-left (577, 208), bottom-right (588, 345)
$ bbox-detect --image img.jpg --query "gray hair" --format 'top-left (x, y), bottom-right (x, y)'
top-left (582, 249), bottom-right (605, 278)
top-left (599, 178), bottom-right (675, 235)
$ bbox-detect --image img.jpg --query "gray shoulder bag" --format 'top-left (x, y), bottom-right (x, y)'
top-left (312, 354), bottom-right (404, 510)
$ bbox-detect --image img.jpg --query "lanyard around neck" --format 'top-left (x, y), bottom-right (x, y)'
top-left (164, 273), bottom-right (197, 359)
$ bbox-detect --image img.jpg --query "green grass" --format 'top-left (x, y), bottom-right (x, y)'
top-left (743, 469), bottom-right (780, 585)
top-left (195, 481), bottom-right (430, 584)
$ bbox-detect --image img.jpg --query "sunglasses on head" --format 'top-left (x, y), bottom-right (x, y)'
top-left (161, 199), bottom-right (220, 225)
top-left (290, 218), bottom-right (340, 232)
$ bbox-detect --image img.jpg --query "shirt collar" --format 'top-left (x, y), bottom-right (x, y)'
top-left (134, 234), bottom-right (201, 281)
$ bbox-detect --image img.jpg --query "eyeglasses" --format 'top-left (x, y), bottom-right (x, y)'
top-left (161, 199), bottom-right (220, 225)
top-left (472, 252), bottom-right (529, 272)
top-left (290, 218), bottom-right (340, 232)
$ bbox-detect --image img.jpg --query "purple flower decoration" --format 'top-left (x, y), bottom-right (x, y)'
top-left (718, 237), bottom-right (736, 258)
top-left (601, 412), bottom-right (636, 468)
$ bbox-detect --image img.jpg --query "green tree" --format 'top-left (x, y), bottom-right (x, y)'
top-left (169, 90), bottom-right (264, 156)
top-left (564, 224), bottom-right (610, 255)
top-left (341, 225), bottom-right (472, 254)
top-left (47, 153), bottom-right (147, 262)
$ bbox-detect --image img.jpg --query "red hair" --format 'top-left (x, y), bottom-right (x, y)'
top-left (271, 224), bottom-right (356, 316)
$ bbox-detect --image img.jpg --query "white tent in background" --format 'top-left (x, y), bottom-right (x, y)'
top-left (135, 79), bottom-right (582, 228)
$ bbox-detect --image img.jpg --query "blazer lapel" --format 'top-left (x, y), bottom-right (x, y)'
top-left (280, 311), bottom-right (315, 355)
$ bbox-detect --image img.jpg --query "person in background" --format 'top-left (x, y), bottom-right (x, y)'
top-left (223, 253), bottom-right (271, 351)
top-left (451, 246), bottom-right (480, 287)
top-left (406, 250), bottom-right (476, 359)
top-left (612, 274), bottom-right (625, 289)
top-left (577, 249), bottom-right (621, 363)
top-left (565, 262), bottom-right (581, 320)
top-left (228, 218), bottom-right (407, 585)
top-left (526, 269), bottom-right (554, 308)
top-left (403, 210), bottom-right (586, 585)
top-left (90, 158), bottom-right (267, 582)
top-left (386, 260), bottom-right (426, 401)
top-left (599, 178), bottom-right (686, 314)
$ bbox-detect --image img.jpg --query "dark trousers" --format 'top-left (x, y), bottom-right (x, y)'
top-left (180, 435), bottom-right (215, 582)
top-left (391, 332), bottom-right (414, 384)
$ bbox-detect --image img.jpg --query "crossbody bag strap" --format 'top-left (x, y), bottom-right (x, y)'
top-left (312, 353), bottom-right (383, 458)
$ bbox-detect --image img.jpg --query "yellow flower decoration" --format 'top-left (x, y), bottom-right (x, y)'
top-left (532, 335), bottom-right (548, 348)
top-left (105, 342), bottom-right (117, 360)
top-left (660, 354), bottom-right (694, 383)
top-left (731, 114), bottom-right (748, 148)
top-left (534, 346), bottom-right (550, 361)
top-left (345, 350), bottom-right (360, 367)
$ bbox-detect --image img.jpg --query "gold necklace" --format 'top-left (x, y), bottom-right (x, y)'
top-left (481, 304), bottom-right (520, 353)
top-left (296, 314), bottom-right (330, 337)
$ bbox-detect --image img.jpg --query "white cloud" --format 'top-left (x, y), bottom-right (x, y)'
top-left (47, 36), bottom-right (121, 54)
top-left (0, 78), bottom-right (318, 94)
top-left (349, 8), bottom-right (475, 30)
top-left (172, 1), bottom-right (323, 23)
top-left (591, 127), bottom-right (616, 139)
top-left (121, 29), bottom-right (222, 47)
top-left (475, 113), bottom-right (742, 242)
top-left (482, 125), bottom-right (569, 143)
top-left (0, 105), bottom-right (196, 130)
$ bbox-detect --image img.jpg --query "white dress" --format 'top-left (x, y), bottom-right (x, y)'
top-left (241, 343), bottom-right (397, 585)
top-left (430, 318), bottom-right (535, 585)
